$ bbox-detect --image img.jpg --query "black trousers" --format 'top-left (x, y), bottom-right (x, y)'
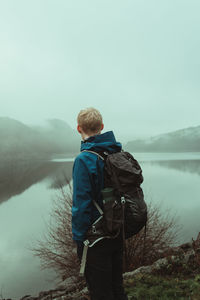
top-left (77, 235), bottom-right (128, 300)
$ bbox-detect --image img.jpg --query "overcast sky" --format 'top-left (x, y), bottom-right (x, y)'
top-left (0, 0), bottom-right (200, 142)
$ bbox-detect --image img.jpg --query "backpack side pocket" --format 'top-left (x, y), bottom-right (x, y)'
top-left (102, 187), bottom-right (123, 235)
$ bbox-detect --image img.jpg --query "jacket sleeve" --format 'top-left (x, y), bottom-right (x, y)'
top-left (71, 155), bottom-right (94, 242)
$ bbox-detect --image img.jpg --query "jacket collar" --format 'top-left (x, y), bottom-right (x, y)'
top-left (80, 131), bottom-right (122, 153)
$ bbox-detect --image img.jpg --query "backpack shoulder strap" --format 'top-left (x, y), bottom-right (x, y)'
top-left (82, 150), bottom-right (104, 215)
top-left (82, 150), bottom-right (105, 161)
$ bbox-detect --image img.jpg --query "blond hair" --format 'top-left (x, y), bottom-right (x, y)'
top-left (77, 107), bottom-right (103, 134)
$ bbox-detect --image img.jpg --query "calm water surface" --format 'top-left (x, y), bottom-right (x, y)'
top-left (0, 153), bottom-right (200, 298)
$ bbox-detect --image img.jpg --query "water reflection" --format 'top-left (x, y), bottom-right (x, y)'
top-left (0, 153), bottom-right (200, 298)
top-left (1, 155), bottom-right (200, 206)
top-left (149, 159), bottom-right (200, 177)
top-left (0, 160), bottom-right (73, 204)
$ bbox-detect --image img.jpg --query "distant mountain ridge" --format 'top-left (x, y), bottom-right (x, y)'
top-left (125, 125), bottom-right (200, 152)
top-left (2, 118), bottom-right (199, 156)
top-left (0, 117), bottom-right (80, 159)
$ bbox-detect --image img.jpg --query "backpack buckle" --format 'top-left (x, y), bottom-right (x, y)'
top-left (121, 196), bottom-right (126, 204)
top-left (92, 225), bottom-right (96, 233)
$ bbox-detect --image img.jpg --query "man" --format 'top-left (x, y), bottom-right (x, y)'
top-left (72, 107), bottom-right (128, 300)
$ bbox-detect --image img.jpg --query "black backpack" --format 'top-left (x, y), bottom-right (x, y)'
top-left (80, 150), bottom-right (147, 275)
top-left (84, 150), bottom-right (147, 241)
top-left (103, 151), bottom-right (147, 239)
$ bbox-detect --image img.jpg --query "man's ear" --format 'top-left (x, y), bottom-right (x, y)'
top-left (77, 124), bottom-right (82, 134)
top-left (101, 123), bottom-right (104, 131)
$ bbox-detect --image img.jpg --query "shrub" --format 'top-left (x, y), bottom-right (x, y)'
top-left (31, 181), bottom-right (84, 290)
top-left (124, 202), bottom-right (180, 272)
top-left (31, 183), bottom-right (179, 289)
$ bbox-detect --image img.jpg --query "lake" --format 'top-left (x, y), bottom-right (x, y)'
top-left (0, 152), bottom-right (200, 299)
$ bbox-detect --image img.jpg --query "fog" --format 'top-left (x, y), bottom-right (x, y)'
top-left (1, 2), bottom-right (200, 297)
top-left (0, 117), bottom-right (79, 158)
top-left (0, 0), bottom-right (200, 142)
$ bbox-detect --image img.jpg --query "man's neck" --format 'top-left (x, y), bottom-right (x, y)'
top-left (81, 131), bottom-right (101, 141)
top-left (82, 134), bottom-right (90, 141)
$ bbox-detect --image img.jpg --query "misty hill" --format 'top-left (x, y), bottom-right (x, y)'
top-left (125, 125), bottom-right (200, 152)
top-left (33, 118), bottom-right (80, 156)
top-left (0, 117), bottom-right (79, 159)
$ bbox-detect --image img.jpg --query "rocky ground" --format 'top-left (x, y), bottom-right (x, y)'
top-left (123, 233), bottom-right (200, 299)
top-left (2, 233), bottom-right (200, 300)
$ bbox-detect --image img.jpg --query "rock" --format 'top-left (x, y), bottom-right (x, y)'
top-left (124, 265), bottom-right (153, 279)
top-left (196, 248), bottom-right (200, 254)
top-left (38, 291), bottom-right (50, 298)
top-left (20, 296), bottom-right (38, 300)
top-left (183, 249), bottom-right (195, 263)
top-left (153, 257), bottom-right (168, 270)
top-left (180, 242), bottom-right (193, 251)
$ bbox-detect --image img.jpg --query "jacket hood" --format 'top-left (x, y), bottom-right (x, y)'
top-left (80, 131), bottom-right (122, 153)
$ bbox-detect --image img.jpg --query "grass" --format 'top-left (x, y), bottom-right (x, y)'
top-left (125, 274), bottom-right (200, 300)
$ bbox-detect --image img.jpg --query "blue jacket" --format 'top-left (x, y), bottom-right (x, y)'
top-left (72, 131), bottom-right (122, 242)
